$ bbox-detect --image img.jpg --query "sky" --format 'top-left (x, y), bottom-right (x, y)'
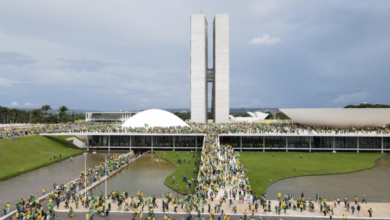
top-left (0, 0), bottom-right (389, 111)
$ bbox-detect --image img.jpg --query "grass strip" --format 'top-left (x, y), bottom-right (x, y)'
top-left (156, 151), bottom-right (201, 194)
top-left (239, 152), bottom-right (384, 195)
top-left (0, 135), bottom-right (85, 180)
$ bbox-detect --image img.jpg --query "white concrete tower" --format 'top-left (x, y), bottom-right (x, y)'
top-left (190, 13), bottom-right (229, 123)
top-left (213, 14), bottom-right (229, 123)
top-left (190, 14), bottom-right (208, 123)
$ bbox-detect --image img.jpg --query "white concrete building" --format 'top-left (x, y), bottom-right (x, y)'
top-left (190, 14), bottom-right (208, 123)
top-left (229, 111), bottom-right (270, 122)
top-left (213, 14), bottom-right (230, 123)
top-left (190, 14), bottom-right (229, 123)
top-left (281, 108), bottom-right (390, 128)
top-left (85, 111), bottom-right (137, 122)
top-left (121, 109), bottom-right (188, 128)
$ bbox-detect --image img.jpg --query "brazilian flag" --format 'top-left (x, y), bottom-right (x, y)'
top-left (236, 152), bottom-right (240, 157)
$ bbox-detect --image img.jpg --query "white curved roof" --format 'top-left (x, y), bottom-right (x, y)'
top-left (247, 111), bottom-right (269, 119)
top-left (122, 109), bottom-right (188, 128)
top-left (247, 112), bottom-right (256, 117)
top-left (280, 108), bottom-right (390, 128)
top-left (254, 111), bottom-right (269, 119)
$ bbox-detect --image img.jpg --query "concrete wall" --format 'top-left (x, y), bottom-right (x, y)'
top-left (213, 14), bottom-right (230, 123)
top-left (190, 14), bottom-right (208, 123)
top-left (66, 137), bottom-right (86, 149)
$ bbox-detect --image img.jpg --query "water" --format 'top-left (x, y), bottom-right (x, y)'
top-left (1, 148), bottom-right (388, 219)
top-left (266, 155), bottom-right (390, 202)
top-left (0, 151), bottom-right (124, 212)
top-left (91, 153), bottom-right (176, 197)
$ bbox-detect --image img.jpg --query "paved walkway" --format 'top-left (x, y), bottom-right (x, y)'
top-left (56, 213), bottom-right (390, 220)
top-left (54, 131), bottom-right (390, 219)
top-left (55, 195), bottom-right (390, 218)
top-left (78, 151), bottom-right (138, 195)
top-left (0, 151), bottom-right (141, 220)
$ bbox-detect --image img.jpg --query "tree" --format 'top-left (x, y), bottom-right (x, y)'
top-left (41, 105), bottom-right (52, 116)
top-left (231, 112), bottom-right (250, 117)
top-left (31, 109), bottom-right (43, 121)
top-left (265, 111), bottom-right (272, 119)
top-left (344, 103), bottom-right (390, 108)
top-left (0, 105), bottom-right (77, 124)
top-left (0, 106), bottom-right (10, 124)
top-left (276, 111), bottom-right (290, 120)
top-left (265, 111), bottom-right (290, 120)
top-left (174, 112), bottom-right (191, 121)
top-left (10, 108), bottom-right (20, 123)
top-left (58, 106), bottom-right (69, 117)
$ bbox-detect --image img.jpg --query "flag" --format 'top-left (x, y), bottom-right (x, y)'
top-left (236, 152), bottom-right (240, 157)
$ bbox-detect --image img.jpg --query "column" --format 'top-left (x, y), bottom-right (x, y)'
top-left (357, 137), bottom-right (359, 153)
top-left (151, 136), bottom-right (154, 152)
top-left (108, 136), bottom-right (110, 152)
top-left (130, 136), bottom-right (132, 152)
top-left (86, 136), bottom-right (89, 151)
top-left (286, 137), bottom-right (288, 152)
top-left (240, 136), bottom-right (242, 152)
top-left (332, 137), bottom-right (335, 152)
top-left (173, 136), bottom-right (175, 151)
top-left (309, 136), bottom-right (312, 152)
top-left (263, 137), bottom-right (265, 152)
top-left (195, 136), bottom-right (198, 152)
top-left (381, 137), bottom-right (384, 154)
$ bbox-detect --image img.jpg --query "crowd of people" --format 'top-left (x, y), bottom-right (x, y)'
top-left (6, 152), bottom-right (137, 220)
top-left (54, 124), bottom-right (377, 220)
top-left (2, 120), bottom-right (389, 141)
top-left (0, 122), bottom-right (107, 139)
top-left (36, 122), bottom-right (390, 136)
top-left (2, 122), bottom-right (381, 219)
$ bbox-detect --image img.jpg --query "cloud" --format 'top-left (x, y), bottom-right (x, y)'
top-left (25, 102), bottom-right (33, 106)
top-left (0, 1), bottom-right (389, 110)
top-left (59, 59), bottom-right (117, 72)
top-left (0, 51), bottom-right (36, 66)
top-left (332, 92), bottom-right (369, 105)
top-left (10, 101), bottom-right (18, 106)
top-left (249, 34), bottom-right (281, 46)
top-left (0, 78), bottom-right (23, 87)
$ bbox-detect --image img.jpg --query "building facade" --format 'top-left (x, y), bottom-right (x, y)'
top-left (190, 14), bottom-right (229, 123)
top-left (85, 111), bottom-right (137, 122)
top-left (220, 134), bottom-right (390, 153)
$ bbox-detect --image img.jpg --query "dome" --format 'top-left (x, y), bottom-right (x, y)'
top-left (121, 109), bottom-right (188, 128)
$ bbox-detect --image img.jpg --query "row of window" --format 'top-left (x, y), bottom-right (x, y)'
top-left (90, 135), bottom-right (203, 147)
top-left (220, 136), bottom-right (390, 149)
top-left (88, 135), bottom-right (390, 149)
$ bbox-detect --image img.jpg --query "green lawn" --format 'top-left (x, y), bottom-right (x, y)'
top-left (0, 135), bottom-right (85, 180)
top-left (239, 152), bottom-right (384, 195)
top-left (156, 151), bottom-right (201, 194)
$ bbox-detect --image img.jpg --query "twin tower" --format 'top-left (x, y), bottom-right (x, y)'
top-left (190, 14), bottom-right (229, 123)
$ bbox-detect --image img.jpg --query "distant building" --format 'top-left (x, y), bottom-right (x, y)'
top-left (77, 109), bottom-right (201, 151)
top-left (229, 111), bottom-right (270, 122)
top-left (85, 111), bottom-right (137, 122)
